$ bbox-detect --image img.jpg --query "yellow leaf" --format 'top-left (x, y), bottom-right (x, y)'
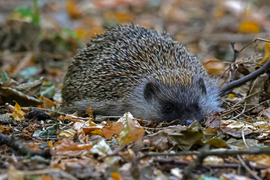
top-left (89, 129), bottom-right (104, 136)
top-left (111, 172), bottom-right (122, 180)
top-left (227, 93), bottom-right (235, 99)
top-left (238, 21), bottom-right (260, 34)
top-left (59, 128), bottom-right (77, 138)
top-left (48, 141), bottom-right (53, 148)
top-left (66, 0), bottom-right (80, 19)
top-left (258, 43), bottom-right (270, 66)
top-left (12, 102), bottom-right (25, 122)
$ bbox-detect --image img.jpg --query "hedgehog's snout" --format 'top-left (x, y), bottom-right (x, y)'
top-left (183, 119), bottom-right (194, 125)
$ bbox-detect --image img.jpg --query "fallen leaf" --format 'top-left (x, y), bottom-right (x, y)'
top-left (66, 0), bottom-right (80, 19)
top-left (111, 172), bottom-right (122, 180)
top-left (118, 112), bottom-right (145, 147)
top-left (146, 128), bottom-right (176, 151)
top-left (203, 156), bottom-right (224, 165)
top-left (11, 101), bottom-right (25, 122)
top-left (258, 43), bottom-right (270, 65)
top-left (53, 138), bottom-right (92, 157)
top-left (86, 106), bottom-right (94, 118)
top-left (245, 154), bottom-right (270, 166)
top-left (39, 95), bottom-right (55, 108)
top-left (238, 21), bottom-right (260, 33)
top-left (259, 107), bottom-right (270, 119)
top-left (7, 165), bottom-right (25, 180)
top-left (90, 139), bottom-right (119, 166)
top-left (102, 121), bottom-right (124, 139)
top-left (59, 128), bottom-right (77, 138)
top-left (26, 144), bottom-right (40, 150)
top-left (169, 121), bottom-right (203, 150)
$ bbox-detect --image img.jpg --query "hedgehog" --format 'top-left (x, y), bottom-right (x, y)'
top-left (60, 23), bottom-right (220, 125)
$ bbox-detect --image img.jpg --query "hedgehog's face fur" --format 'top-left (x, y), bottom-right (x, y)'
top-left (129, 74), bottom-right (220, 125)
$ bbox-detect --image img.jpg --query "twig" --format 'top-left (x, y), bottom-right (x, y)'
top-left (230, 102), bottom-right (246, 120)
top-left (139, 146), bottom-right (270, 179)
top-left (138, 151), bottom-right (198, 161)
top-left (0, 132), bottom-right (51, 158)
top-left (99, 144), bottom-right (128, 160)
top-left (182, 145), bottom-right (210, 179)
top-left (237, 155), bottom-right (261, 180)
top-left (236, 38), bottom-right (270, 56)
top-left (230, 42), bottom-right (239, 82)
top-left (233, 90), bottom-right (264, 108)
top-left (139, 147), bottom-right (270, 160)
top-left (242, 129), bottom-right (248, 149)
top-left (219, 59), bottom-right (270, 95)
top-left (153, 158), bottom-right (269, 170)
top-left (244, 99), bottom-right (269, 114)
top-left (9, 165), bottom-right (77, 180)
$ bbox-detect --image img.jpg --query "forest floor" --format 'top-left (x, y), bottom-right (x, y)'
top-left (1, 1), bottom-right (270, 179)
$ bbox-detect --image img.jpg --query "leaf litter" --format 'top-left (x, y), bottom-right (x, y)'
top-left (1, 0), bottom-right (270, 179)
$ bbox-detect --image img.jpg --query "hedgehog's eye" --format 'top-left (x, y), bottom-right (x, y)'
top-left (164, 104), bottom-right (173, 113)
top-left (194, 104), bottom-right (199, 110)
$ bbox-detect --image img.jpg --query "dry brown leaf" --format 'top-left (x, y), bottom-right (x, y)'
top-left (38, 95), bottom-right (55, 109)
top-left (52, 138), bottom-right (93, 157)
top-left (85, 106), bottom-right (94, 118)
top-left (203, 58), bottom-right (226, 75)
top-left (220, 120), bottom-right (270, 139)
top-left (66, 0), bottom-right (80, 19)
top-left (259, 107), bottom-right (270, 119)
top-left (7, 165), bottom-right (25, 180)
top-left (244, 154), bottom-right (270, 166)
top-left (118, 112), bottom-right (145, 147)
top-left (146, 128), bottom-right (175, 151)
top-left (26, 144), bottom-right (41, 151)
top-left (72, 120), bottom-right (104, 143)
top-left (102, 121), bottom-right (124, 139)
top-left (64, 114), bottom-right (85, 123)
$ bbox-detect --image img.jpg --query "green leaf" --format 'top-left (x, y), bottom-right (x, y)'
top-left (41, 83), bottom-right (55, 99)
top-left (62, 28), bottom-right (78, 39)
top-left (1, 71), bottom-right (9, 83)
top-left (198, 175), bottom-right (221, 180)
top-left (169, 121), bottom-right (203, 150)
top-left (39, 124), bottom-right (59, 137)
top-left (13, 0), bottom-right (40, 25)
top-left (19, 66), bottom-right (38, 79)
top-left (14, 6), bottom-right (33, 18)
top-left (32, 0), bottom-right (40, 25)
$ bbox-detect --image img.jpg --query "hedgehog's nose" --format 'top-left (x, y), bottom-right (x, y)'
top-left (184, 120), bottom-right (194, 125)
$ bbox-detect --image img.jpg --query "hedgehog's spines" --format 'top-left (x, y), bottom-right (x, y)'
top-left (61, 23), bottom-right (220, 124)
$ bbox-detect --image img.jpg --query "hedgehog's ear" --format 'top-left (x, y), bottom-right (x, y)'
top-left (193, 76), bottom-right (207, 94)
top-left (144, 81), bottom-right (158, 101)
